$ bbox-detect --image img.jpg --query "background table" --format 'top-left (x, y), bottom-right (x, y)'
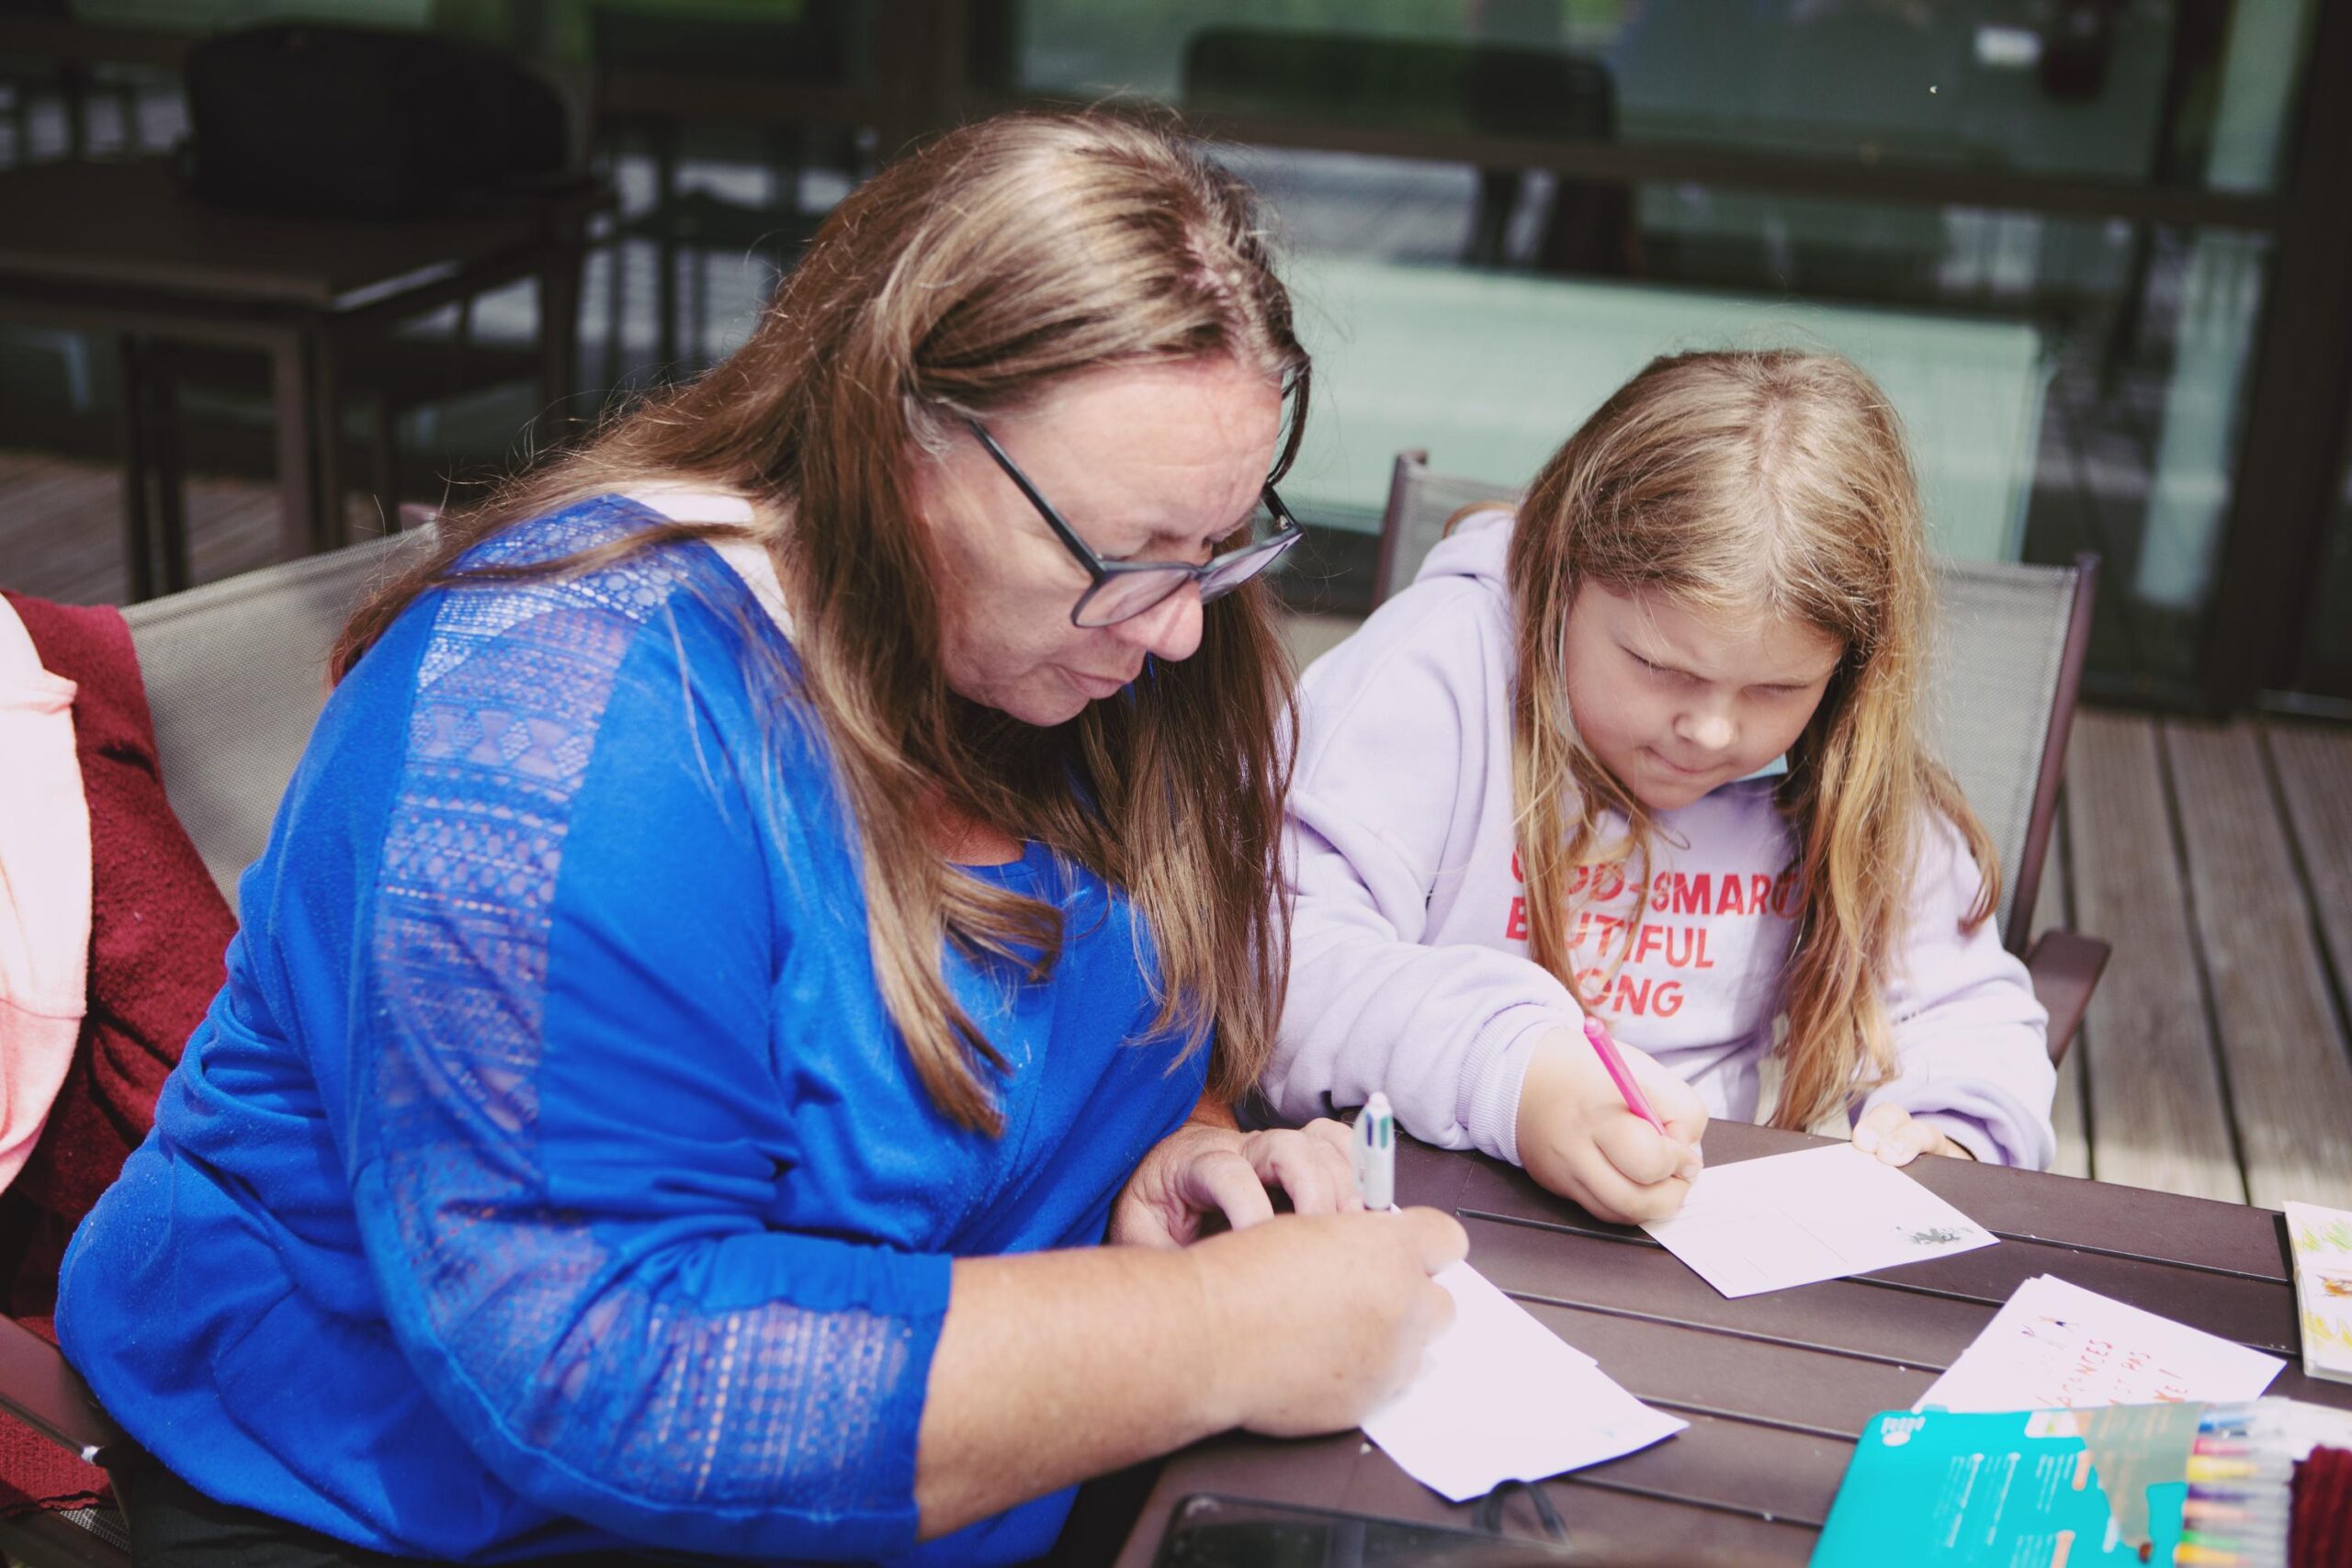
top-left (0, 157), bottom-right (596, 596)
top-left (1115, 1122), bottom-right (2352, 1566)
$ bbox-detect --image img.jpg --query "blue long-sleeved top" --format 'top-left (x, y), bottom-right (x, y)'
top-left (56, 499), bottom-right (1206, 1564)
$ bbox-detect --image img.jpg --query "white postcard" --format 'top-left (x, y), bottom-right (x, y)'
top-left (1361, 1259), bottom-right (1685, 1503)
top-left (1641, 1143), bottom-right (1996, 1299)
top-left (1917, 1274), bottom-right (2284, 1412)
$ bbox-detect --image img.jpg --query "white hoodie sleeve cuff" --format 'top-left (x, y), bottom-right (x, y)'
top-left (1459, 1007), bottom-right (1575, 1166)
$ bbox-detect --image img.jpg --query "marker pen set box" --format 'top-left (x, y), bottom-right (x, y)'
top-left (1812, 1399), bottom-right (2352, 1568)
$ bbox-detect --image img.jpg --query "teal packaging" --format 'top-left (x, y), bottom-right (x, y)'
top-left (1812, 1408), bottom-right (2188, 1565)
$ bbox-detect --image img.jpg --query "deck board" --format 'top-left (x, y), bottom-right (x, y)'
top-left (2068, 711), bottom-right (2245, 1201)
top-left (2034, 797), bottom-right (2093, 1179)
top-left (0, 450), bottom-right (383, 604)
top-left (2269, 721), bottom-right (2352, 1058)
top-left (2166, 721), bottom-right (2352, 1208)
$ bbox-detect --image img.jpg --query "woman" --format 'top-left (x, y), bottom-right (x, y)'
top-left (57, 112), bottom-right (1462, 1566)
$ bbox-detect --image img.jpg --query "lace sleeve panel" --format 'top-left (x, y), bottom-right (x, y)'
top-left (347, 548), bottom-right (949, 1560)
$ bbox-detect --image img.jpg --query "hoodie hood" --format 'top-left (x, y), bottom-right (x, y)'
top-left (1411, 505), bottom-right (1517, 594)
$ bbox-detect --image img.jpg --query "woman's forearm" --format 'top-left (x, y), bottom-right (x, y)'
top-left (911, 1205), bottom-right (1464, 1540)
top-left (913, 1243), bottom-right (1229, 1538)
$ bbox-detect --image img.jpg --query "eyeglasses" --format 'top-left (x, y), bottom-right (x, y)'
top-left (964, 417), bottom-right (1304, 628)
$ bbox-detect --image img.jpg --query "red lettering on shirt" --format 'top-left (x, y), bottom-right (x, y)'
top-left (1668, 873), bottom-right (1713, 916)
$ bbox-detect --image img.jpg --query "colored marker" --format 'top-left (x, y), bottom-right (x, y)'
top-left (2174, 1536), bottom-right (2285, 1568)
top-left (2171, 1546), bottom-right (2254, 1568)
top-left (1352, 1092), bottom-right (1395, 1210)
top-left (2186, 1456), bottom-right (2290, 1483)
top-left (2181, 1501), bottom-right (2290, 1525)
top-left (1583, 1014), bottom-right (1668, 1135)
top-left (2193, 1438), bottom-right (2256, 1457)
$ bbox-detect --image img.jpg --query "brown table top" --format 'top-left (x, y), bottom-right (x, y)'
top-left (0, 158), bottom-right (593, 310)
top-left (1114, 1122), bottom-right (2350, 1566)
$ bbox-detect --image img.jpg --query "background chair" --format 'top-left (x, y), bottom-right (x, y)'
top-left (1371, 449), bottom-right (2110, 1063)
top-left (1181, 27), bottom-right (1633, 276)
top-left (0, 529), bottom-right (421, 1568)
top-left (588, 1), bottom-right (863, 379)
top-left (114, 527), bottom-right (422, 913)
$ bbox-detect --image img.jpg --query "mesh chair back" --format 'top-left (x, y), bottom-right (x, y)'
top-left (1924, 557), bottom-right (2088, 945)
top-left (1374, 452), bottom-right (2090, 948)
top-left (1374, 451), bottom-right (1525, 606)
top-left (121, 533), bottom-right (424, 916)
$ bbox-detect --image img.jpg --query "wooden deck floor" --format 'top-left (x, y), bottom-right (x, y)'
top-left (6, 454), bottom-right (2352, 1210)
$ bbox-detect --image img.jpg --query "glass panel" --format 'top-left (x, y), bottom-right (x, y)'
top-left (1218, 145), bottom-right (2268, 694)
top-left (71, 0), bottom-right (440, 28)
top-left (2290, 398), bottom-right (2352, 698)
top-left (1011, 0), bottom-right (2312, 195)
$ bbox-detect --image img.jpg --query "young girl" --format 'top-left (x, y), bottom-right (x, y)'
top-left (1270, 350), bottom-right (2055, 1224)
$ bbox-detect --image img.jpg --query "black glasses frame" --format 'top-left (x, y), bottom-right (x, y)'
top-left (963, 417), bottom-right (1305, 627)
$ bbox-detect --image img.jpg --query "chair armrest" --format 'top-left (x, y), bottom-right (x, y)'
top-left (0, 1315), bottom-right (130, 1468)
top-left (2025, 929), bottom-right (2111, 1066)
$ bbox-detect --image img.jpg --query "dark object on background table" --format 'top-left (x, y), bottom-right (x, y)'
top-left (2039, 0), bottom-right (2119, 101)
top-left (186, 23), bottom-right (568, 220)
top-left (1153, 1494), bottom-right (1577, 1567)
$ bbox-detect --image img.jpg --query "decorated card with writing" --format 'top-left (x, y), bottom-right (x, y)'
top-left (1641, 1143), bottom-right (1996, 1298)
top-left (2284, 1200), bottom-right (2352, 1384)
top-left (1917, 1275), bottom-right (2283, 1413)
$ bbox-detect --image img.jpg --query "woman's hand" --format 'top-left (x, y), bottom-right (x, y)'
top-left (1851, 1102), bottom-right (1975, 1166)
top-left (1514, 1027), bottom-right (1708, 1224)
top-left (1188, 1206), bottom-right (1466, 1436)
top-left (1111, 1117), bottom-right (1363, 1247)
top-left (918, 1202), bottom-right (1463, 1536)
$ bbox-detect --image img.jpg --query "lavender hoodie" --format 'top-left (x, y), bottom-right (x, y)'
top-left (1269, 510), bottom-right (2058, 1170)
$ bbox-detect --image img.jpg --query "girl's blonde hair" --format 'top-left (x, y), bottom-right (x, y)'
top-left (1508, 349), bottom-right (1998, 1133)
top-left (334, 111), bottom-right (1307, 1134)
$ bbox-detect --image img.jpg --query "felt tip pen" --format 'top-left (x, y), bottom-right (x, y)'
top-left (1582, 1015), bottom-right (1668, 1135)
top-left (2179, 1527), bottom-right (2280, 1546)
top-left (2180, 1501), bottom-right (2290, 1524)
top-left (2185, 1456), bottom-right (2290, 1483)
top-left (2175, 1537), bottom-right (2285, 1568)
top-left (2193, 1438), bottom-right (2257, 1456)
top-left (2184, 1490), bottom-right (2291, 1513)
top-left (1352, 1093), bottom-right (1395, 1211)
top-left (2170, 1546), bottom-right (2256, 1568)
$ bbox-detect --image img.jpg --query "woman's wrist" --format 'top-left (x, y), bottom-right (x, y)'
top-left (1176, 1238), bottom-right (1252, 1432)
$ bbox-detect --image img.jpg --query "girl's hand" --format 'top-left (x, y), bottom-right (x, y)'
top-left (1514, 1027), bottom-right (1708, 1224)
top-left (1110, 1118), bottom-right (1363, 1247)
top-left (1851, 1102), bottom-right (1975, 1166)
top-left (1190, 1206), bottom-right (1465, 1436)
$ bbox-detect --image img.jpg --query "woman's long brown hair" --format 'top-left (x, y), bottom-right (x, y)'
top-left (333, 111), bottom-right (1307, 1134)
top-left (1507, 351), bottom-right (1999, 1133)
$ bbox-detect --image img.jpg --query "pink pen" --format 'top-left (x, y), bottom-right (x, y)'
top-left (1583, 1014), bottom-right (1669, 1135)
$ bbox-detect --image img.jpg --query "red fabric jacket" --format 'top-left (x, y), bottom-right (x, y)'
top-left (0, 592), bottom-right (234, 1512)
